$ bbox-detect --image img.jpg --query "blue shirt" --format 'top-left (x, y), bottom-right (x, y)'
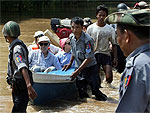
top-left (55, 50), bottom-right (75, 68)
top-left (69, 32), bottom-right (97, 68)
top-left (116, 43), bottom-right (150, 113)
top-left (29, 49), bottom-right (61, 70)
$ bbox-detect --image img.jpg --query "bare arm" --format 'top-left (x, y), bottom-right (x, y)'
top-left (21, 68), bottom-right (37, 100)
top-left (112, 44), bottom-right (118, 67)
top-left (70, 58), bottom-right (91, 80)
top-left (62, 55), bottom-right (75, 71)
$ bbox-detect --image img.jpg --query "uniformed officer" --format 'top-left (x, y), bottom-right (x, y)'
top-left (2, 21), bottom-right (37, 113)
top-left (63, 17), bottom-right (107, 101)
top-left (105, 9), bottom-right (150, 112)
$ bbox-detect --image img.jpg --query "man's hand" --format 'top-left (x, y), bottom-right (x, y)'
top-left (27, 85), bottom-right (37, 100)
top-left (70, 70), bottom-right (79, 81)
top-left (113, 58), bottom-right (118, 67)
top-left (62, 64), bottom-right (71, 71)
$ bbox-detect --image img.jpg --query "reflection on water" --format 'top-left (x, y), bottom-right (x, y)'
top-left (0, 18), bottom-right (121, 112)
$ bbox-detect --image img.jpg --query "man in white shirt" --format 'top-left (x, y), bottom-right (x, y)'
top-left (87, 4), bottom-right (118, 86)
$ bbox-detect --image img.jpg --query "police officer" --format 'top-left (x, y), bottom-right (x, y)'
top-left (105, 9), bottom-right (150, 112)
top-left (2, 21), bottom-right (37, 113)
top-left (63, 17), bottom-right (107, 101)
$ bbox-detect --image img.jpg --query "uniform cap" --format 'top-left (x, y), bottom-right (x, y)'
top-left (34, 31), bottom-right (44, 38)
top-left (2, 21), bottom-right (20, 37)
top-left (38, 36), bottom-right (50, 43)
top-left (105, 9), bottom-right (150, 26)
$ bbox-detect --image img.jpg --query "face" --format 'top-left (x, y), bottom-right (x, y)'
top-left (96, 10), bottom-right (107, 24)
top-left (117, 27), bottom-right (129, 57)
top-left (71, 22), bottom-right (82, 37)
top-left (64, 39), bottom-right (71, 53)
top-left (4, 36), bottom-right (10, 43)
top-left (39, 41), bottom-right (49, 53)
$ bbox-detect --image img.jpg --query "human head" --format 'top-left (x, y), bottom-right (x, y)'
top-left (71, 17), bottom-right (83, 38)
top-left (83, 17), bottom-right (93, 32)
top-left (117, 3), bottom-right (128, 12)
top-left (38, 36), bottom-right (50, 53)
top-left (2, 21), bottom-right (20, 43)
top-left (34, 31), bottom-right (44, 44)
top-left (105, 9), bottom-right (150, 56)
top-left (60, 38), bottom-right (71, 52)
top-left (96, 4), bottom-right (108, 25)
top-left (96, 4), bottom-right (108, 16)
top-left (71, 17), bottom-right (84, 27)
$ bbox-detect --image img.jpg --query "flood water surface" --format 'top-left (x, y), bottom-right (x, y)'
top-left (0, 18), bottom-right (121, 113)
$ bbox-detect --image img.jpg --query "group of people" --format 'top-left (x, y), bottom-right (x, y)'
top-left (2, 1), bottom-right (150, 113)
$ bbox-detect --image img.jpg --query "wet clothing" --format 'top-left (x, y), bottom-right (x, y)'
top-left (8, 38), bottom-right (29, 113)
top-left (95, 53), bottom-right (112, 66)
top-left (87, 23), bottom-right (117, 56)
top-left (55, 50), bottom-right (75, 68)
top-left (29, 49), bottom-right (61, 71)
top-left (12, 88), bottom-right (29, 113)
top-left (116, 44), bottom-right (150, 113)
top-left (70, 32), bottom-right (106, 100)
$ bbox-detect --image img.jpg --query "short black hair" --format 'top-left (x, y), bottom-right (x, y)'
top-left (117, 24), bottom-right (150, 40)
top-left (96, 4), bottom-right (108, 16)
top-left (71, 17), bottom-right (84, 26)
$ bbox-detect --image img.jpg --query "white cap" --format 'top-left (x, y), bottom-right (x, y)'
top-left (38, 36), bottom-right (50, 43)
top-left (34, 31), bottom-right (44, 38)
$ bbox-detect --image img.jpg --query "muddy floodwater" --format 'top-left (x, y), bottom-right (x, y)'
top-left (0, 18), bottom-right (121, 113)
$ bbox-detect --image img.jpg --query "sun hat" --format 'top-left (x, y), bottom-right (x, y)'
top-left (38, 36), bottom-right (50, 43)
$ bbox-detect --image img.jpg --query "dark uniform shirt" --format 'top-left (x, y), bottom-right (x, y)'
top-left (69, 32), bottom-right (97, 68)
top-left (8, 38), bottom-right (28, 79)
top-left (116, 43), bottom-right (150, 113)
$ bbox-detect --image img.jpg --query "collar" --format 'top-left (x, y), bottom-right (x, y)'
top-left (9, 38), bottom-right (21, 51)
top-left (126, 43), bottom-right (150, 61)
top-left (72, 31), bottom-right (86, 42)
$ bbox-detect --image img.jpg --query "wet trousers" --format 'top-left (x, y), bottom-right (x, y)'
top-left (12, 87), bottom-right (29, 113)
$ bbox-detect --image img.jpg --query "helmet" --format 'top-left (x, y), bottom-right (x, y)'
top-left (83, 17), bottom-right (93, 27)
top-left (2, 21), bottom-right (20, 37)
top-left (34, 31), bottom-right (44, 38)
top-left (117, 3), bottom-right (128, 12)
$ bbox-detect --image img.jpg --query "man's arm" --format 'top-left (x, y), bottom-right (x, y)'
top-left (70, 58), bottom-right (91, 80)
top-left (21, 68), bottom-right (37, 100)
top-left (62, 54), bottom-right (75, 71)
top-left (112, 44), bottom-right (118, 67)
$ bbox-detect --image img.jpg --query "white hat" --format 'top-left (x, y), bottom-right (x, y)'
top-left (38, 36), bottom-right (50, 43)
top-left (34, 31), bottom-right (44, 38)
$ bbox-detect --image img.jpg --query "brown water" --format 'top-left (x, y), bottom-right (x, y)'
top-left (0, 18), bottom-right (121, 113)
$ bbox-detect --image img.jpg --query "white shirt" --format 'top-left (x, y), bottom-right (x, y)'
top-left (87, 23), bottom-right (117, 55)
